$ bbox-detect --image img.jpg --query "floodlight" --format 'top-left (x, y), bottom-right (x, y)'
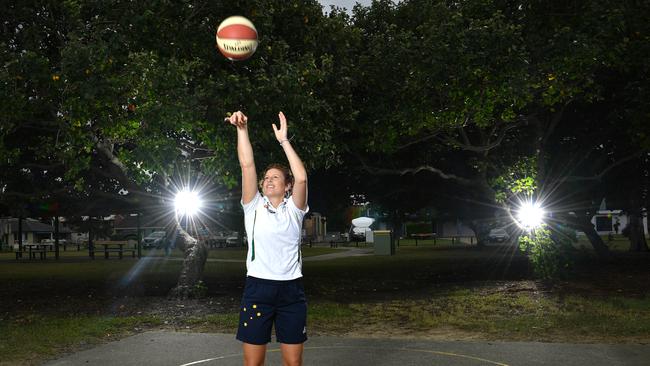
top-left (174, 189), bottom-right (202, 217)
top-left (516, 201), bottom-right (545, 230)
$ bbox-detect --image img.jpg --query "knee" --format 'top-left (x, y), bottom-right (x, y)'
top-left (244, 355), bottom-right (265, 366)
top-left (282, 358), bottom-right (302, 366)
top-left (282, 351), bottom-right (303, 366)
top-left (243, 345), bottom-right (266, 366)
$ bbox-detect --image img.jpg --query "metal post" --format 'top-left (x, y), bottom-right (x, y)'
top-left (54, 215), bottom-right (60, 259)
top-left (18, 217), bottom-right (23, 258)
top-left (136, 212), bottom-right (142, 258)
top-left (88, 216), bottom-right (94, 259)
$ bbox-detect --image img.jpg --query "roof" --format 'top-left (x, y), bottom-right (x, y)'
top-left (5, 218), bottom-right (72, 233)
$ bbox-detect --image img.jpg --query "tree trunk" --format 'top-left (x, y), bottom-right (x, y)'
top-left (168, 226), bottom-right (209, 299)
top-left (577, 218), bottom-right (610, 258)
top-left (559, 213), bottom-right (610, 259)
top-left (627, 213), bottom-right (649, 252)
top-left (390, 210), bottom-right (403, 245)
top-left (469, 220), bottom-right (490, 248)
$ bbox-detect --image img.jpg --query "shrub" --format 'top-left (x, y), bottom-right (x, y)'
top-left (518, 225), bottom-right (574, 281)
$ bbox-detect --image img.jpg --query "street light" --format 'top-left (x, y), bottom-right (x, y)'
top-left (174, 189), bottom-right (203, 218)
top-left (516, 200), bottom-right (545, 230)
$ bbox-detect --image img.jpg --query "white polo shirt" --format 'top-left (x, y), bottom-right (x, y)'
top-left (242, 192), bottom-right (309, 280)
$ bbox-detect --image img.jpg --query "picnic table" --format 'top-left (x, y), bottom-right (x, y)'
top-left (91, 240), bottom-right (137, 259)
top-left (410, 233), bottom-right (437, 246)
top-left (41, 239), bottom-right (83, 251)
top-left (407, 234), bottom-right (475, 245)
top-left (15, 243), bottom-right (51, 260)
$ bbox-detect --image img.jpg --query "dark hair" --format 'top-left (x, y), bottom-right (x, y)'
top-left (259, 163), bottom-right (294, 195)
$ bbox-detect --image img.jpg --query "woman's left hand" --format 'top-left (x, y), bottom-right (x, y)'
top-left (272, 111), bottom-right (288, 143)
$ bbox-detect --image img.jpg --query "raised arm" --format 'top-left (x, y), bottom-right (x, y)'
top-left (273, 112), bottom-right (308, 210)
top-left (228, 111), bottom-right (257, 204)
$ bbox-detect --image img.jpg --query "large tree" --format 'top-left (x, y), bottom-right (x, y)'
top-left (342, 0), bottom-right (650, 253)
top-left (1, 0), bottom-right (359, 297)
top-left (528, 0), bottom-right (650, 255)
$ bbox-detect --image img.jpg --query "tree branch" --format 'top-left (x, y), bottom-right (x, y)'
top-left (458, 123), bottom-right (471, 146)
top-left (395, 130), bottom-right (443, 150)
top-left (541, 106), bottom-right (566, 146)
top-left (561, 150), bottom-right (646, 183)
top-left (354, 153), bottom-right (475, 185)
top-left (22, 162), bottom-right (65, 170)
top-left (445, 122), bottom-right (518, 153)
top-left (93, 137), bottom-right (149, 198)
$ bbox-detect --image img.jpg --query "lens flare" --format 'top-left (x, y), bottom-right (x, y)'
top-left (516, 201), bottom-right (545, 230)
top-left (175, 190), bottom-right (202, 217)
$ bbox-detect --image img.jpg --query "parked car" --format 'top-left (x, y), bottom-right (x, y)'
top-left (225, 231), bottom-right (241, 247)
top-left (142, 231), bottom-right (167, 248)
top-left (326, 232), bottom-right (341, 241)
top-left (70, 233), bottom-right (88, 244)
top-left (488, 228), bottom-right (510, 243)
top-left (350, 227), bottom-right (366, 242)
top-left (41, 238), bottom-right (68, 246)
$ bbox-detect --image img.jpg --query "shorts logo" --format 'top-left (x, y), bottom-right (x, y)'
top-left (302, 326), bottom-right (307, 334)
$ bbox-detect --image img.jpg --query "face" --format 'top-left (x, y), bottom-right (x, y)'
top-left (262, 168), bottom-right (290, 198)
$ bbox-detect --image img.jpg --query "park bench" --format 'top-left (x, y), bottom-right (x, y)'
top-left (91, 241), bottom-right (136, 259)
top-left (14, 248), bottom-right (28, 260)
top-left (14, 245), bottom-right (48, 260)
top-left (29, 246), bottom-right (48, 259)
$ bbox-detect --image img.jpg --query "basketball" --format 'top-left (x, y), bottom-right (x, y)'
top-left (216, 16), bottom-right (258, 61)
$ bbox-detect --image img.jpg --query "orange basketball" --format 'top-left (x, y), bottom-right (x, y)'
top-left (216, 16), bottom-right (258, 61)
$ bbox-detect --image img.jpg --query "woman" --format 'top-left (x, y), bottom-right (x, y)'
top-left (228, 110), bottom-right (308, 366)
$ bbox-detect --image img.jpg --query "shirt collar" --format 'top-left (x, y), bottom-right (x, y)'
top-left (262, 195), bottom-right (288, 213)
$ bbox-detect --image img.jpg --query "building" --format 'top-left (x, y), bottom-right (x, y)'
top-left (0, 218), bottom-right (71, 249)
top-left (111, 214), bottom-right (170, 240)
top-left (591, 210), bottom-right (648, 235)
top-left (303, 212), bottom-right (326, 243)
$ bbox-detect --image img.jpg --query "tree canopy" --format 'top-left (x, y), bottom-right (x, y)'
top-left (1, 0), bottom-right (649, 254)
top-left (1, 0), bottom-right (358, 216)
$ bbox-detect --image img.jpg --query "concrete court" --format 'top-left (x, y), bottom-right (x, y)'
top-left (46, 331), bottom-right (650, 366)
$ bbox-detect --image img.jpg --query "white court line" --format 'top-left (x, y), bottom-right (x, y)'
top-left (178, 353), bottom-right (239, 366)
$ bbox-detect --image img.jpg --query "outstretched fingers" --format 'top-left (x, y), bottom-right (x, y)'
top-left (273, 111), bottom-right (288, 141)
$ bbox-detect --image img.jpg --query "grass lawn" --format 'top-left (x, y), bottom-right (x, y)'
top-left (0, 245), bottom-right (340, 261)
top-left (0, 242), bottom-right (648, 365)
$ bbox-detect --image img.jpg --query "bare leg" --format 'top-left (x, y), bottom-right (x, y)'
top-left (280, 343), bottom-right (304, 366)
top-left (243, 343), bottom-right (266, 366)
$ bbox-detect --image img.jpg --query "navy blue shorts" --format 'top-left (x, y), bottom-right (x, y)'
top-left (236, 276), bottom-right (307, 345)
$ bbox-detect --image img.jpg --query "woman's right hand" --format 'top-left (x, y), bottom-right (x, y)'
top-left (227, 110), bottom-right (248, 129)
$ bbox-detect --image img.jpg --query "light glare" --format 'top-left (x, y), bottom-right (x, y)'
top-left (175, 190), bottom-right (202, 217)
top-left (517, 201), bottom-right (545, 229)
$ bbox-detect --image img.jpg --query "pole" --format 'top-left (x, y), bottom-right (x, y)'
top-left (88, 216), bottom-right (94, 259)
top-left (54, 215), bottom-right (60, 259)
top-left (18, 216), bottom-right (23, 249)
top-left (18, 216), bottom-right (23, 258)
top-left (136, 212), bottom-right (142, 258)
